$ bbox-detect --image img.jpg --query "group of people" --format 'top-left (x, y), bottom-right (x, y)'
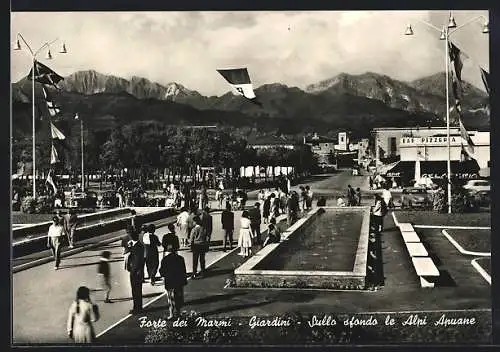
top-left (336, 185), bottom-right (362, 207)
top-left (46, 210), bottom-right (79, 269)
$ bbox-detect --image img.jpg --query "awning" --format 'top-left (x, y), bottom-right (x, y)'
top-left (385, 160), bottom-right (480, 179)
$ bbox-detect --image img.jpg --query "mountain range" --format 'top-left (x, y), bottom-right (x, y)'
top-left (11, 69), bottom-right (489, 141)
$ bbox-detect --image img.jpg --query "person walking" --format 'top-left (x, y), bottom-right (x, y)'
top-left (271, 193), bottom-right (280, 218)
top-left (221, 202), bottom-right (235, 251)
top-left (162, 223), bottom-right (180, 256)
top-left (67, 210), bottom-right (78, 248)
top-left (159, 241), bottom-right (188, 320)
top-left (126, 230), bottom-right (145, 314)
top-left (176, 207), bottom-right (190, 248)
top-left (299, 186), bottom-right (307, 211)
top-left (249, 202), bottom-right (262, 247)
top-left (67, 286), bottom-right (99, 343)
top-left (238, 210), bottom-right (253, 257)
top-left (372, 195), bottom-right (388, 232)
top-left (47, 216), bottom-right (65, 270)
top-left (186, 206), bottom-right (198, 246)
top-left (286, 192), bottom-right (300, 226)
top-left (355, 187), bottom-right (362, 206)
top-left (369, 175), bottom-right (374, 190)
top-left (190, 216), bottom-right (208, 279)
top-left (97, 251), bottom-right (112, 303)
top-left (143, 224), bottom-right (161, 285)
top-left (347, 185), bottom-right (356, 206)
top-left (262, 196), bottom-right (271, 225)
top-left (200, 207), bottom-right (213, 245)
top-left (305, 186), bottom-right (313, 211)
top-left (381, 186), bottom-right (393, 209)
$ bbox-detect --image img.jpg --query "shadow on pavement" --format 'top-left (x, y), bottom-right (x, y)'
top-left (58, 258), bottom-right (123, 269)
top-left (202, 299), bottom-right (276, 316)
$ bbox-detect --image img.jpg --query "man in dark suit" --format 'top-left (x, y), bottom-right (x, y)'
top-left (162, 223), bottom-right (180, 254)
top-left (200, 207), bottom-right (213, 244)
top-left (159, 241), bottom-right (188, 319)
top-left (221, 202), bottom-right (234, 251)
top-left (249, 202), bottom-right (262, 247)
top-left (126, 229), bottom-right (145, 314)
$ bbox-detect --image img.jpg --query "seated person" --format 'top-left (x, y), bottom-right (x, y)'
top-left (337, 197), bottom-right (346, 207)
top-left (263, 223), bottom-right (281, 246)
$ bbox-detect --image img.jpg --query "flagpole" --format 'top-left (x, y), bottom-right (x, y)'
top-left (81, 118), bottom-right (84, 193)
top-left (445, 28), bottom-right (452, 214)
top-left (32, 58), bottom-right (36, 198)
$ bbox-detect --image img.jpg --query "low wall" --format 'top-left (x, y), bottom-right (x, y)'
top-left (234, 206), bottom-right (370, 290)
top-left (12, 207), bottom-right (177, 258)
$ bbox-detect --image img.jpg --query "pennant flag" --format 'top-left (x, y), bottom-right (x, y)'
top-left (448, 42), bottom-right (466, 82)
top-left (27, 60), bottom-right (64, 89)
top-left (451, 74), bottom-right (462, 114)
top-left (46, 170), bottom-right (57, 193)
top-left (217, 68), bottom-right (261, 105)
top-left (459, 118), bottom-right (474, 154)
top-left (41, 85), bottom-right (61, 117)
top-left (50, 143), bottom-right (60, 164)
top-left (50, 121), bottom-right (66, 140)
top-left (460, 143), bottom-right (473, 162)
top-left (480, 67), bottom-right (490, 95)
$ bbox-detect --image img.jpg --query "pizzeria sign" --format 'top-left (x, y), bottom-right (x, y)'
top-left (400, 136), bottom-right (463, 146)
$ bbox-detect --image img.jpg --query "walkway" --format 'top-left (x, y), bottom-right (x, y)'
top-left (13, 210), bottom-right (262, 344)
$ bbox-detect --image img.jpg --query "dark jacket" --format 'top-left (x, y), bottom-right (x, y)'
top-left (200, 211), bottom-right (213, 239)
top-left (162, 232), bottom-right (180, 251)
top-left (127, 241), bottom-right (145, 279)
top-left (221, 210), bottom-right (234, 230)
top-left (159, 252), bottom-right (188, 289)
top-left (68, 214), bottom-right (78, 228)
top-left (263, 198), bottom-right (271, 217)
top-left (144, 233), bottom-right (161, 258)
top-left (249, 207), bottom-right (262, 225)
top-left (190, 224), bottom-right (207, 245)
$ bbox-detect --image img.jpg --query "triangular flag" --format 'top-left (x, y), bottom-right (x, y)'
top-left (459, 118), bottom-right (474, 154)
top-left (50, 121), bottom-right (66, 140)
top-left (449, 42), bottom-right (466, 82)
top-left (45, 170), bottom-right (57, 193)
top-left (27, 60), bottom-right (64, 89)
top-left (50, 144), bottom-right (60, 164)
top-left (480, 67), bottom-right (490, 95)
top-left (42, 85), bottom-right (61, 117)
top-left (217, 68), bottom-right (261, 105)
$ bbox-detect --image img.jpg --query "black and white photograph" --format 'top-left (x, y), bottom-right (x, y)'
top-left (10, 9), bottom-right (492, 345)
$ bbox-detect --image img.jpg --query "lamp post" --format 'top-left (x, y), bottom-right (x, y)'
top-left (13, 34), bottom-right (67, 198)
top-left (404, 12), bottom-right (488, 213)
top-left (74, 113), bottom-right (84, 192)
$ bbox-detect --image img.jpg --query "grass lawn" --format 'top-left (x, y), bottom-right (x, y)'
top-left (445, 229), bottom-right (491, 253)
top-left (395, 210), bottom-right (491, 227)
top-left (476, 258), bottom-right (491, 276)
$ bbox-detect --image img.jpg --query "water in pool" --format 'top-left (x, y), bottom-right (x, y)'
top-left (256, 209), bottom-right (364, 271)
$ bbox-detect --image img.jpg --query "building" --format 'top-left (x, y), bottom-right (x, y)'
top-left (374, 127), bottom-right (490, 185)
top-left (303, 133), bottom-right (337, 164)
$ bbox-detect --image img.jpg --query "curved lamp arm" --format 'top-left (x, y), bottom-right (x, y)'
top-left (449, 15), bottom-right (488, 36)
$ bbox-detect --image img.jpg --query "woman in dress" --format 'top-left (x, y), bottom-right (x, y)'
top-left (143, 224), bottom-right (161, 285)
top-left (176, 207), bottom-right (190, 248)
top-left (238, 210), bottom-right (253, 257)
top-left (67, 286), bottom-right (99, 343)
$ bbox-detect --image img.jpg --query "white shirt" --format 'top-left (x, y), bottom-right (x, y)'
top-left (48, 224), bottom-right (64, 237)
top-left (177, 211), bottom-right (189, 225)
top-left (382, 189), bottom-right (392, 205)
top-left (142, 232), bottom-right (151, 245)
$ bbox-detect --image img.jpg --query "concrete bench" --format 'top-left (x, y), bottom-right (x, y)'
top-left (406, 242), bottom-right (428, 257)
top-left (401, 231), bottom-right (420, 243)
top-left (411, 257), bottom-right (440, 288)
top-left (398, 223), bottom-right (414, 232)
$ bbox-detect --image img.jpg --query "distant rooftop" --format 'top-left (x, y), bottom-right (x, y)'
top-left (304, 132), bottom-right (336, 144)
top-left (247, 135), bottom-right (299, 146)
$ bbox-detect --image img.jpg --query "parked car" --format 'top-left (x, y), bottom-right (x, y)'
top-left (463, 179), bottom-right (491, 194)
top-left (398, 187), bottom-right (432, 210)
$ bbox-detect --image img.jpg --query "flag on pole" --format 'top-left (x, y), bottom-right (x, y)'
top-left (459, 118), bottom-right (474, 154)
top-left (50, 143), bottom-right (60, 164)
top-left (50, 121), bottom-right (66, 140)
top-left (46, 170), bottom-right (57, 193)
top-left (448, 42), bottom-right (466, 82)
top-left (27, 60), bottom-right (64, 89)
top-left (217, 68), bottom-right (262, 106)
top-left (42, 85), bottom-right (61, 117)
top-left (480, 67), bottom-right (490, 95)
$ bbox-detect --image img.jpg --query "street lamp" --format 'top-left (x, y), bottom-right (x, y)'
top-left (13, 34), bottom-right (67, 198)
top-left (404, 12), bottom-right (488, 213)
top-left (74, 113), bottom-right (85, 192)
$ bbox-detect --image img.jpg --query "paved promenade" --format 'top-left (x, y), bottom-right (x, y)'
top-left (13, 210), bottom-right (261, 344)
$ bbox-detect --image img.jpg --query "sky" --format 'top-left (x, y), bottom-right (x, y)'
top-left (11, 10), bottom-right (489, 96)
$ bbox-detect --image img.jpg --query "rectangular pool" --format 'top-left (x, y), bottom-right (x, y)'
top-left (233, 206), bottom-right (370, 289)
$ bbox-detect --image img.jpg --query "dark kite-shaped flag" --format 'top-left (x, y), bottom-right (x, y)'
top-left (27, 60), bottom-right (64, 89)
